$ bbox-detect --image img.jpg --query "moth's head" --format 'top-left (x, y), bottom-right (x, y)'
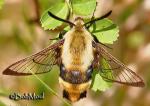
top-left (73, 17), bottom-right (85, 30)
top-left (63, 90), bottom-right (87, 102)
top-left (74, 17), bottom-right (84, 25)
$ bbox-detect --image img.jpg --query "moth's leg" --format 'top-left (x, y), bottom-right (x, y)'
top-left (92, 48), bottom-right (100, 68)
top-left (55, 47), bottom-right (62, 65)
top-left (92, 43), bottom-right (109, 69)
top-left (49, 30), bottom-right (67, 40)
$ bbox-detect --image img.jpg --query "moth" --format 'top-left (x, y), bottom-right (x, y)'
top-left (3, 10), bottom-right (145, 102)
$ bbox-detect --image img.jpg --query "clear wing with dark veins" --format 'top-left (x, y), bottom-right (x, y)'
top-left (3, 39), bottom-right (64, 76)
top-left (93, 42), bottom-right (145, 87)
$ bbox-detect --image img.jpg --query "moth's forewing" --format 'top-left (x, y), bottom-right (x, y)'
top-left (93, 42), bottom-right (145, 87)
top-left (3, 39), bottom-right (64, 76)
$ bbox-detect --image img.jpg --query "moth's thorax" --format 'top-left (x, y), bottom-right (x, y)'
top-left (62, 19), bottom-right (94, 72)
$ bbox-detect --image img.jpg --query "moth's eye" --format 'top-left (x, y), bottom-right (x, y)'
top-left (60, 64), bottom-right (66, 76)
top-left (86, 65), bottom-right (93, 79)
top-left (61, 64), bottom-right (65, 71)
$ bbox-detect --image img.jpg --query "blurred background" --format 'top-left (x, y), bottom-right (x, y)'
top-left (0, 0), bottom-right (150, 106)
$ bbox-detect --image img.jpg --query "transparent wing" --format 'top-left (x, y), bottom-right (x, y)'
top-left (93, 42), bottom-right (145, 87)
top-left (3, 39), bottom-right (64, 76)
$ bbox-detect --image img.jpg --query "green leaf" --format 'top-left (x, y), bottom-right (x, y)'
top-left (72, 0), bottom-right (96, 16)
top-left (39, 0), bottom-right (65, 12)
top-left (91, 58), bottom-right (113, 92)
top-left (0, 0), bottom-right (4, 9)
top-left (40, 2), bottom-right (69, 30)
top-left (90, 19), bottom-right (119, 44)
top-left (64, 26), bottom-right (70, 31)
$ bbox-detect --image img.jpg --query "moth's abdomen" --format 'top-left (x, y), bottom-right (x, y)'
top-left (59, 77), bottom-right (91, 102)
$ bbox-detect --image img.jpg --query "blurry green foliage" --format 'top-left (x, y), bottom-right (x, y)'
top-left (13, 26), bottom-right (32, 53)
top-left (118, 5), bottom-right (135, 24)
top-left (0, 0), bottom-right (4, 9)
top-left (0, 102), bottom-right (5, 106)
top-left (127, 31), bottom-right (145, 49)
top-left (114, 88), bottom-right (126, 106)
top-left (117, 0), bottom-right (144, 24)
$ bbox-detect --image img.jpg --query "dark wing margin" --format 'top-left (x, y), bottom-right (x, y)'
top-left (3, 39), bottom-right (64, 76)
top-left (92, 41), bottom-right (145, 87)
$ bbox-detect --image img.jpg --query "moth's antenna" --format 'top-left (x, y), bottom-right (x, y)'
top-left (84, 10), bottom-right (112, 26)
top-left (48, 11), bottom-right (75, 26)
